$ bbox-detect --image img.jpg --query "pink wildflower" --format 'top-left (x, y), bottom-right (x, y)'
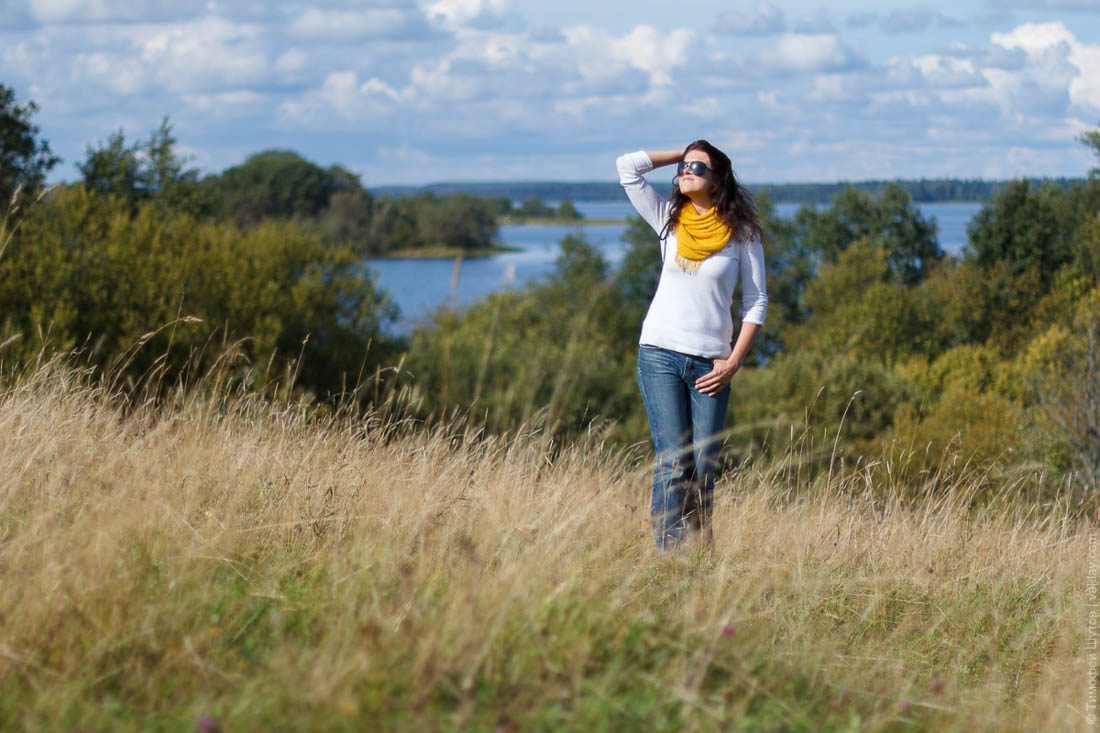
top-left (196, 716), bottom-right (219, 732)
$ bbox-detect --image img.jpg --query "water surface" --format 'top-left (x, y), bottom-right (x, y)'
top-left (368, 200), bottom-right (984, 333)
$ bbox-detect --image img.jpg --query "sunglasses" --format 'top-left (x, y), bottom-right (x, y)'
top-left (677, 160), bottom-right (711, 177)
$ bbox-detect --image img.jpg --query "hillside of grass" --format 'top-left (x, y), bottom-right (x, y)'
top-left (0, 358), bottom-right (1089, 732)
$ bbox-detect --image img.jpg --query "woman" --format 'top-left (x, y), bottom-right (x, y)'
top-left (617, 141), bottom-right (767, 551)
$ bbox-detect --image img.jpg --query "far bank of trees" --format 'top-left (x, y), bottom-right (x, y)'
top-left (76, 121), bottom-right (505, 257)
top-left (374, 177), bottom-right (1089, 205)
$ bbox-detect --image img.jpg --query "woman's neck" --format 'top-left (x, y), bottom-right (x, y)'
top-left (687, 193), bottom-right (713, 214)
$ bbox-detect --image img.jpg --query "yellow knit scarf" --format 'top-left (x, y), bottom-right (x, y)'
top-left (675, 204), bottom-right (731, 274)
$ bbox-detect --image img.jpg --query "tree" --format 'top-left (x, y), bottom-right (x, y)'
top-left (966, 180), bottom-right (1070, 285)
top-left (613, 216), bottom-right (661, 322)
top-left (401, 231), bottom-right (646, 442)
top-left (785, 238), bottom-right (934, 365)
top-left (417, 193), bottom-right (499, 251)
top-left (0, 84), bottom-right (60, 207)
top-left (1081, 123), bottom-right (1100, 178)
top-left (795, 183), bottom-right (941, 286)
top-left (78, 117), bottom-right (207, 216)
top-left (756, 192), bottom-right (813, 358)
top-left (1027, 289), bottom-right (1100, 492)
top-left (557, 200), bottom-right (582, 220)
top-left (517, 197), bottom-right (555, 219)
top-left (207, 150), bottom-right (355, 224)
top-left (143, 117), bottom-right (205, 214)
top-left (1, 184), bottom-right (398, 398)
top-left (78, 129), bottom-right (142, 203)
top-left (315, 189), bottom-right (377, 252)
top-left (553, 232), bottom-right (608, 286)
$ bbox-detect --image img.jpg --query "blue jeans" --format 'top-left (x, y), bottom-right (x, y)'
top-left (636, 345), bottom-right (731, 551)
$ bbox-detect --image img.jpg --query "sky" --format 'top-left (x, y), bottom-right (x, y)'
top-left (2, 0), bottom-right (1100, 186)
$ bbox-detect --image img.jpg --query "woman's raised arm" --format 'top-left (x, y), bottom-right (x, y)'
top-left (617, 148), bottom-right (683, 236)
top-left (643, 150), bottom-right (684, 169)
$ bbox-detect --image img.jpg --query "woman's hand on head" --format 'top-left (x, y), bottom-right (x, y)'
top-left (695, 357), bottom-right (740, 396)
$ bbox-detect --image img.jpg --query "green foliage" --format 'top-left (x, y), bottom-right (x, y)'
top-left (785, 239), bottom-right (938, 365)
top-left (409, 192), bottom-right (499, 251)
top-left (375, 177), bottom-right (1086, 205)
top-left (758, 193), bottom-right (810, 318)
top-left (198, 150), bottom-right (501, 255)
top-left (557, 200), bottom-right (582, 220)
top-left (886, 386), bottom-right (1027, 485)
top-left (0, 185), bottom-right (397, 398)
top-left (205, 149), bottom-right (361, 225)
top-left (612, 216), bottom-right (661, 328)
top-left (753, 193), bottom-right (812, 358)
top-left (966, 180), bottom-right (1072, 284)
top-left (794, 183), bottom-right (941, 286)
top-left (501, 197), bottom-right (584, 221)
top-left (1022, 287), bottom-right (1100, 490)
top-left (898, 343), bottom-right (1027, 408)
top-left (312, 189), bottom-right (377, 250)
top-left (345, 192), bottom-right (501, 254)
top-left (0, 83), bottom-right (60, 206)
top-left (79, 130), bottom-right (140, 203)
top-left (402, 232), bottom-right (645, 441)
top-left (1080, 123), bottom-right (1100, 178)
top-left (78, 117), bottom-right (208, 217)
top-left (516, 196), bottom-right (557, 218)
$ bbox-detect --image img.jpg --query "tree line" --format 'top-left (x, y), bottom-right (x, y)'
top-left (374, 176), bottom-right (1087, 204)
top-left (3, 83), bottom-right (1098, 503)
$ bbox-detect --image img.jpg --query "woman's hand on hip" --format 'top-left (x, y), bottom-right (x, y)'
top-left (695, 357), bottom-right (740, 396)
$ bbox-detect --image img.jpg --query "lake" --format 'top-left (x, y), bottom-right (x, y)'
top-left (367, 200), bottom-right (985, 333)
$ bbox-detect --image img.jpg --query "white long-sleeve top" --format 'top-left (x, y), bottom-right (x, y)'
top-left (617, 150), bottom-right (768, 359)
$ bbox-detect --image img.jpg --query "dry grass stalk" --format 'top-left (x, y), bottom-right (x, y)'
top-left (0, 356), bottom-right (1090, 731)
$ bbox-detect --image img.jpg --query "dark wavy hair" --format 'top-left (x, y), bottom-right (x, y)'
top-left (661, 140), bottom-right (762, 244)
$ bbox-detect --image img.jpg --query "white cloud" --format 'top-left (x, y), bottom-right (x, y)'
top-left (2, 0), bottom-right (1097, 184)
top-left (133, 16), bottom-right (269, 93)
top-left (715, 2), bottom-right (785, 36)
top-left (909, 53), bottom-right (984, 88)
top-left (992, 21), bottom-right (1100, 110)
top-left (793, 9), bottom-right (834, 34)
top-left (755, 34), bottom-right (865, 74)
top-left (608, 25), bottom-right (693, 85)
top-left (25, 0), bottom-right (204, 23)
top-left (274, 48), bottom-right (307, 74)
top-left (182, 90), bottom-right (262, 111)
top-left (558, 24), bottom-right (694, 92)
top-left (289, 6), bottom-right (434, 42)
top-left (72, 50), bottom-right (147, 94)
top-left (424, 0), bottom-right (509, 28)
top-left (997, 0), bottom-right (1100, 9)
top-left (847, 7), bottom-right (960, 34)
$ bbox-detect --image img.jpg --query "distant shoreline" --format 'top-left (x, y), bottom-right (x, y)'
top-left (370, 177), bottom-right (1086, 204)
top-left (497, 217), bottom-right (626, 226)
top-left (379, 245), bottom-right (522, 259)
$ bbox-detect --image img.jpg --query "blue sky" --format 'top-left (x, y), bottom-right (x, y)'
top-left (2, 0), bottom-right (1099, 185)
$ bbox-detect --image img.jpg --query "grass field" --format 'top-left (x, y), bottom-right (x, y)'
top-left (0, 358), bottom-right (1092, 731)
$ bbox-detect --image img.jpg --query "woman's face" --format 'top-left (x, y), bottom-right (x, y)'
top-left (678, 149), bottom-right (714, 198)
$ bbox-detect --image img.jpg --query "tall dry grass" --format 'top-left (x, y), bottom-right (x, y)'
top-left (0, 354), bottom-right (1092, 731)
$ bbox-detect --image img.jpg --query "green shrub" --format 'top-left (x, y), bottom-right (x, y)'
top-left (883, 385), bottom-right (1029, 494)
top-left (733, 349), bottom-right (921, 463)
top-left (0, 185), bottom-right (397, 398)
top-left (399, 234), bottom-right (649, 442)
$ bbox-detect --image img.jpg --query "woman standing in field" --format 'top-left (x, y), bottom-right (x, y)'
top-left (617, 141), bottom-right (767, 552)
